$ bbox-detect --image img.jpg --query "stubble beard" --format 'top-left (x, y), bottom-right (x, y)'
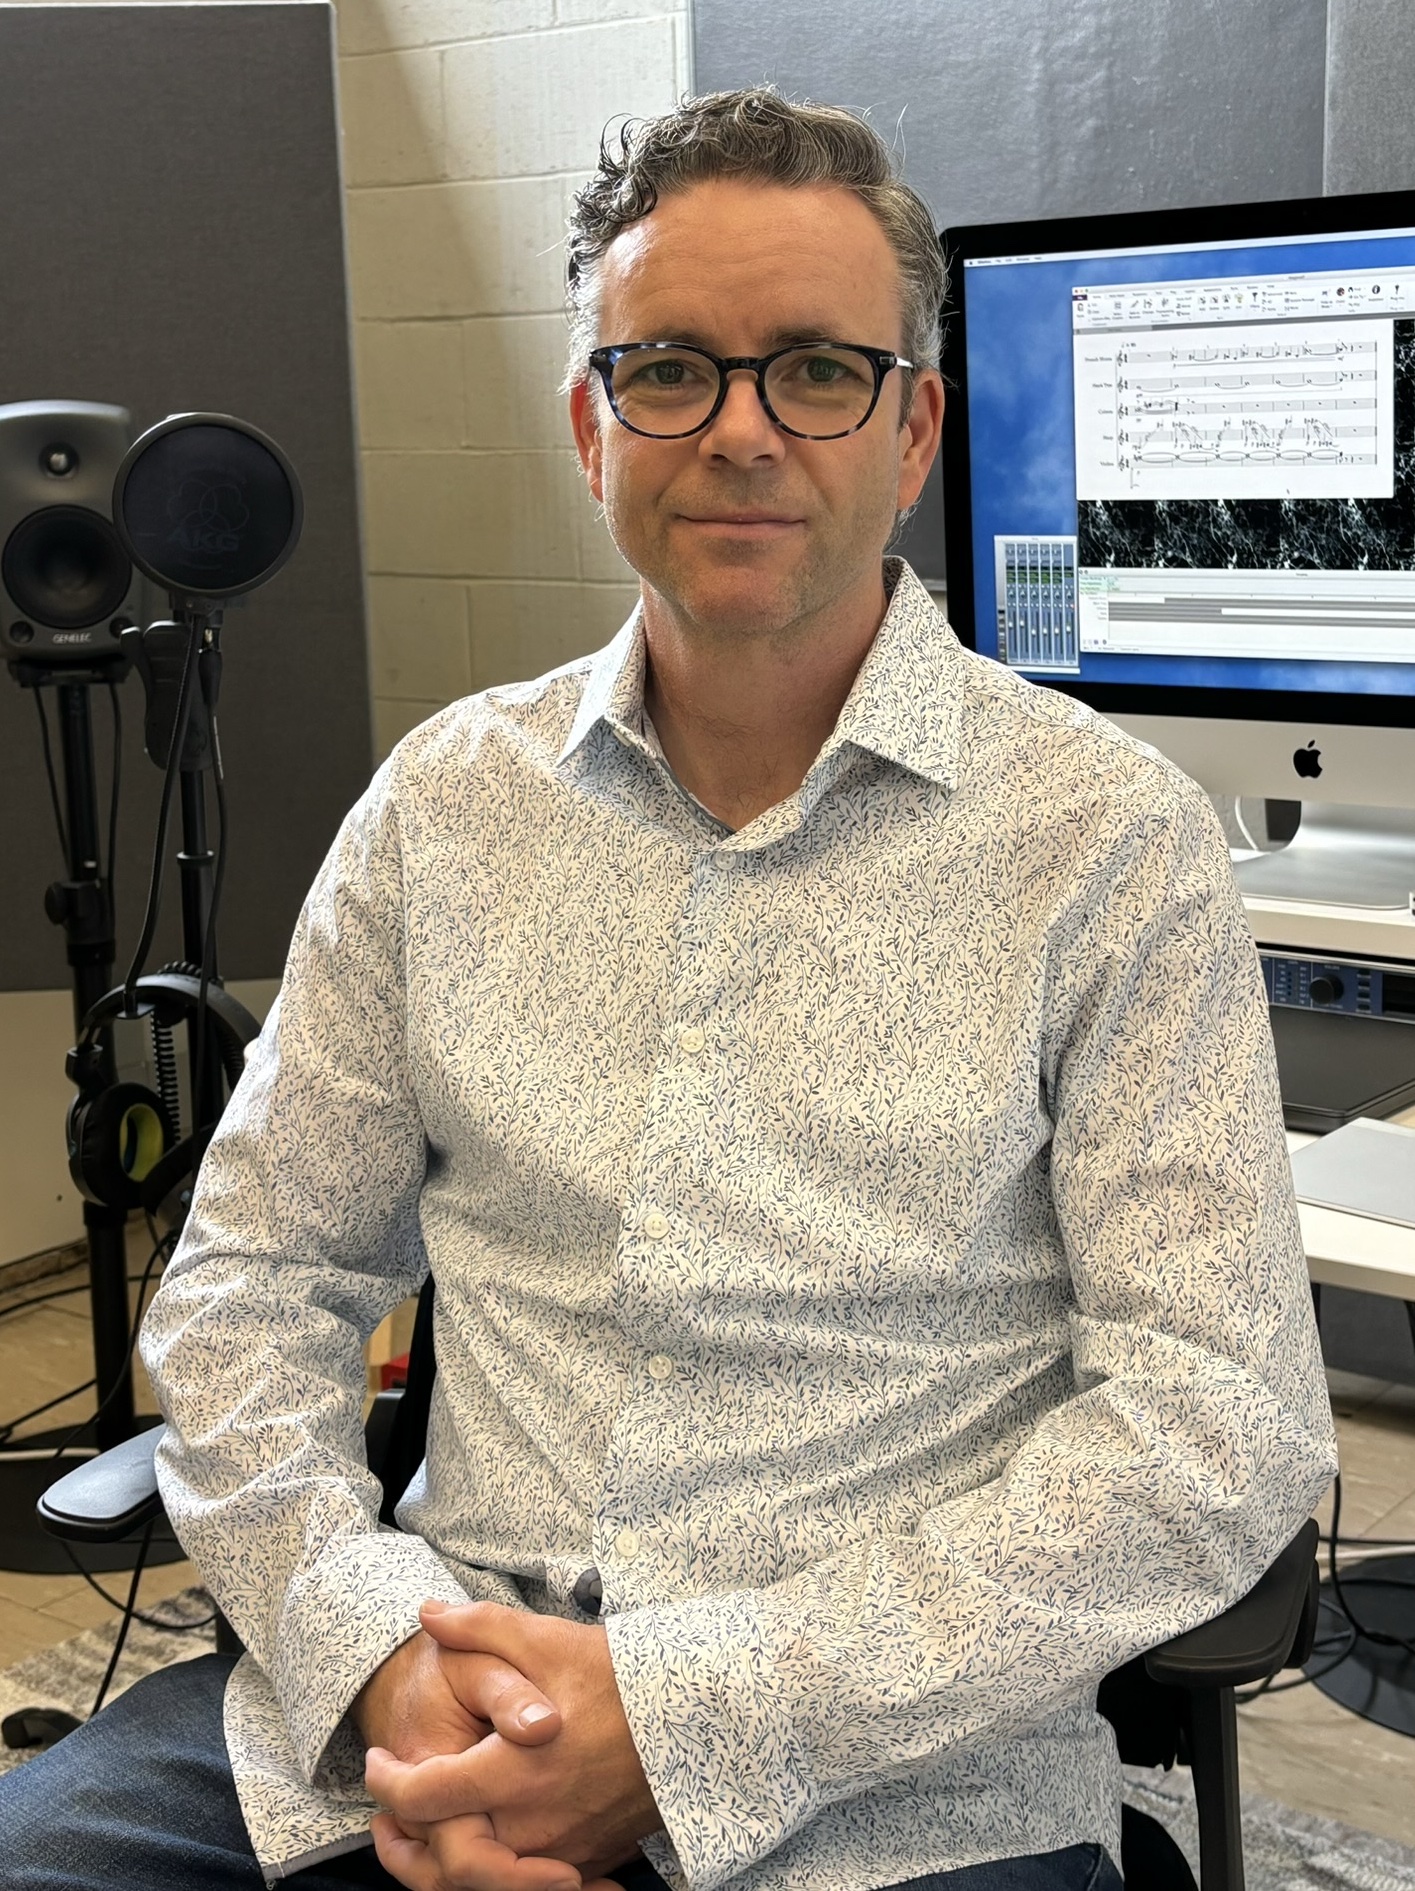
top-left (605, 482), bottom-right (898, 658)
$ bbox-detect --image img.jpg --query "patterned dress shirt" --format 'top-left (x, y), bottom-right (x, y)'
top-left (142, 559), bottom-right (1337, 1889)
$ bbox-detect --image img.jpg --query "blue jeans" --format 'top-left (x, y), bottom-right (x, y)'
top-left (0, 1655), bottom-right (1123, 1891)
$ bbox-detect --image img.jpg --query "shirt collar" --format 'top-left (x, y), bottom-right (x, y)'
top-left (557, 604), bottom-right (647, 766)
top-left (557, 558), bottom-right (962, 794)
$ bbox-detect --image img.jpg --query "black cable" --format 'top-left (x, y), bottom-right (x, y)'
top-left (0, 1380), bottom-right (98, 1447)
top-left (0, 1270), bottom-right (172, 1441)
top-left (32, 687), bottom-right (69, 861)
top-left (60, 1541), bottom-right (215, 1633)
top-left (0, 1268), bottom-right (172, 1330)
top-left (1320, 1532), bottom-right (1415, 1550)
top-left (106, 679), bottom-right (122, 936)
top-left (1233, 1473), bottom-right (1415, 1706)
top-left (190, 688), bottom-right (228, 1143)
top-left (121, 618), bottom-right (203, 1016)
top-left (90, 1520), bottom-right (154, 1716)
top-left (1325, 1470), bottom-right (1415, 1659)
top-left (38, 1231), bottom-right (173, 1466)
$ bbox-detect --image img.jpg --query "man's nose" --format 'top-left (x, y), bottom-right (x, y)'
top-left (699, 369), bottom-right (786, 462)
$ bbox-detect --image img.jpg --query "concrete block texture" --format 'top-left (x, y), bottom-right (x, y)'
top-left (468, 578), bottom-right (639, 690)
top-left (338, 0), bottom-right (551, 55)
top-left (362, 449), bottom-right (587, 577)
top-left (355, 320), bottom-right (466, 447)
top-left (346, 173), bottom-right (573, 319)
top-left (367, 574), bottom-right (472, 699)
top-left (338, 46), bottom-right (444, 186)
top-left (1324, 0), bottom-right (1415, 195)
top-left (461, 312), bottom-right (573, 449)
top-left (441, 16), bottom-right (679, 179)
top-left (555, 0), bottom-right (685, 23)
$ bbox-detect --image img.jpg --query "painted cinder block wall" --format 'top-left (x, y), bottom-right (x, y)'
top-left (334, 0), bottom-right (691, 758)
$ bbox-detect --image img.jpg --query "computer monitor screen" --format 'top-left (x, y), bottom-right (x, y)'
top-left (938, 191), bottom-right (1415, 815)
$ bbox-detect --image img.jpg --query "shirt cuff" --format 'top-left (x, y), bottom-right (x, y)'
top-left (606, 1588), bottom-right (817, 1891)
top-left (272, 1529), bottom-right (525, 1784)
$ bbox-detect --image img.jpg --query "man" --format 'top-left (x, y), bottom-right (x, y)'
top-left (1, 87), bottom-right (1335, 1891)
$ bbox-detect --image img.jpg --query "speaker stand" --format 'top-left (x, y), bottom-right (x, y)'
top-left (1308, 1557), bottom-right (1415, 1738)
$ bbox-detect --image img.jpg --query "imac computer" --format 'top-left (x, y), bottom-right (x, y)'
top-left (938, 190), bottom-right (1415, 923)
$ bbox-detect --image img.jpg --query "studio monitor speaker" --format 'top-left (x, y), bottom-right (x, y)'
top-left (0, 401), bottom-right (151, 666)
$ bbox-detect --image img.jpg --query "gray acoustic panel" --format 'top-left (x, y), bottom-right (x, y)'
top-left (691, 0), bottom-right (1329, 233)
top-left (0, 3), bottom-right (370, 991)
top-left (1324, 0), bottom-right (1415, 196)
top-left (692, 0), bottom-right (1331, 583)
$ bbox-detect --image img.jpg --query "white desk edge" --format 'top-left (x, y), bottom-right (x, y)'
top-left (1287, 1112), bottom-right (1415, 1300)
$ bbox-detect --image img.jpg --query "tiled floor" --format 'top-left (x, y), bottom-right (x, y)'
top-left (2, 1244), bottom-right (1414, 1847)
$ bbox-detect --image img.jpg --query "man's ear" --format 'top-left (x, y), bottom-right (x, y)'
top-left (896, 369), bottom-right (944, 514)
top-left (570, 378), bottom-right (605, 504)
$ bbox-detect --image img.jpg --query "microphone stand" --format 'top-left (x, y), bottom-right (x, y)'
top-left (124, 605), bottom-right (227, 1139)
top-left (0, 616), bottom-right (224, 1574)
top-left (13, 653), bottom-right (138, 1451)
top-left (0, 653), bottom-right (189, 1573)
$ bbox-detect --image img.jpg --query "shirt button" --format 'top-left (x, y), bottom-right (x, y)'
top-left (615, 1528), bottom-right (641, 1560)
top-left (647, 1353), bottom-right (674, 1380)
top-left (642, 1210), bottom-right (670, 1240)
top-left (678, 1025), bottom-right (705, 1054)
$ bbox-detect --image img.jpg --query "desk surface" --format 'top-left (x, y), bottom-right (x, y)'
top-left (1288, 1101), bottom-right (1415, 1299)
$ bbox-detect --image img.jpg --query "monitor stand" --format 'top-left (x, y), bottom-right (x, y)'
top-left (1230, 804), bottom-right (1415, 910)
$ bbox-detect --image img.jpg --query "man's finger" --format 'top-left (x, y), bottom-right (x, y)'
top-left (367, 1742), bottom-right (507, 1825)
top-left (373, 1807), bottom-right (583, 1891)
top-left (447, 1652), bottom-right (561, 1744)
top-left (419, 1598), bottom-right (531, 1662)
top-left (371, 1811), bottom-right (436, 1891)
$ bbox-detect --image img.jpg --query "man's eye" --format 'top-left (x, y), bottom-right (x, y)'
top-left (623, 355), bottom-right (708, 391)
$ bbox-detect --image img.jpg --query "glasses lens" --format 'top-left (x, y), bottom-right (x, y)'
top-left (609, 347), bottom-right (720, 436)
top-left (765, 347), bottom-right (878, 436)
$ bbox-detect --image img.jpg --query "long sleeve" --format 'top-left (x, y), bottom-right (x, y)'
top-left (140, 760), bottom-right (522, 1788)
top-left (606, 781), bottom-right (1338, 1891)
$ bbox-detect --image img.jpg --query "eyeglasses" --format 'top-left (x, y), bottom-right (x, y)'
top-left (587, 341), bottom-right (913, 441)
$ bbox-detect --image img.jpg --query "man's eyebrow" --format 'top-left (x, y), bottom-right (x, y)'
top-left (629, 325), bottom-right (841, 351)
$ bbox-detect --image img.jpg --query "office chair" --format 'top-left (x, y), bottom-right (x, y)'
top-left (37, 1276), bottom-right (1320, 1891)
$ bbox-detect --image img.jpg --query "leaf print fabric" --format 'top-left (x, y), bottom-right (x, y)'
top-left (141, 560), bottom-right (1336, 1890)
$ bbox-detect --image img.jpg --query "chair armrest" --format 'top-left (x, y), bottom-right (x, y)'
top-left (1144, 1518), bottom-right (1319, 1691)
top-left (36, 1387), bottom-right (414, 1548)
top-left (36, 1424), bottom-right (166, 1544)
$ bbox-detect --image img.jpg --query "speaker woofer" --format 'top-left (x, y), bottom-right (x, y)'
top-left (2, 504), bottom-right (132, 629)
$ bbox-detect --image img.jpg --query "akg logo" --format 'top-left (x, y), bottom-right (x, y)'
top-left (165, 475), bottom-right (249, 562)
top-left (1292, 740), bottom-right (1322, 780)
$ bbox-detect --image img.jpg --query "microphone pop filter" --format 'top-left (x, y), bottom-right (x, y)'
top-left (114, 413), bottom-right (302, 598)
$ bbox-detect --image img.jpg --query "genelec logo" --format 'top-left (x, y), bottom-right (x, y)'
top-left (53, 633), bottom-right (93, 644)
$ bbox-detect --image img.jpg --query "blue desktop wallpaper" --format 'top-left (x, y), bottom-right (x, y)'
top-left (963, 230), bottom-right (1415, 696)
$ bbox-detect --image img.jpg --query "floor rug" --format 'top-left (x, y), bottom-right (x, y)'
top-left (2, 1596), bottom-right (1414, 1889)
top-left (0, 1585), bottom-right (215, 1779)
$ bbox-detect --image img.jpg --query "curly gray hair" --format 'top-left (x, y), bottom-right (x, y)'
top-left (565, 87), bottom-right (946, 408)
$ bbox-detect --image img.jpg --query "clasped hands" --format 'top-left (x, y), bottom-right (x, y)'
top-left (353, 1599), bottom-right (662, 1891)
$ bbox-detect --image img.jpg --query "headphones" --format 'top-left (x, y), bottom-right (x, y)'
top-left (66, 970), bottom-right (261, 1217)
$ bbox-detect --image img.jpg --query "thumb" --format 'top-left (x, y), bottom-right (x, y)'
top-left (421, 1613), bottom-right (560, 1745)
top-left (444, 1651), bottom-right (562, 1744)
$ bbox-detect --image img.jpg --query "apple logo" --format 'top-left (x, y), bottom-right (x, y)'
top-left (1293, 741), bottom-right (1323, 780)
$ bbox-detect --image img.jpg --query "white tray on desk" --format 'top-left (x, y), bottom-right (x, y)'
top-left (1288, 1106), bottom-right (1415, 1301)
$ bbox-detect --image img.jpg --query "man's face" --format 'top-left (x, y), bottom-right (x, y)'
top-left (569, 179), bottom-right (943, 645)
